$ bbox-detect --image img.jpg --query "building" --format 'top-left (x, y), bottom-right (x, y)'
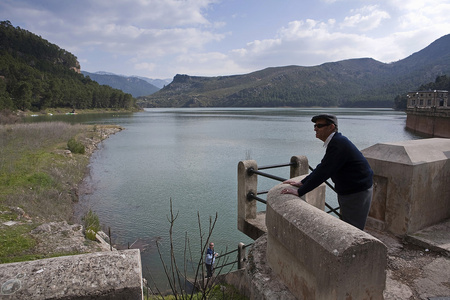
top-left (407, 90), bottom-right (448, 108)
top-left (406, 90), bottom-right (450, 138)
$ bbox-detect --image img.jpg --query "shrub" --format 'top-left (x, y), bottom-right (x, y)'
top-left (82, 209), bottom-right (101, 241)
top-left (67, 138), bottom-right (85, 154)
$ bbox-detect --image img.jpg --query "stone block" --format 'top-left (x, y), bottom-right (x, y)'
top-left (0, 249), bottom-right (143, 300)
top-left (362, 138), bottom-right (450, 235)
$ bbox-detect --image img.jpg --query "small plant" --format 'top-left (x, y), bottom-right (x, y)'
top-left (82, 209), bottom-right (101, 241)
top-left (67, 137), bottom-right (85, 154)
top-left (27, 172), bottom-right (53, 189)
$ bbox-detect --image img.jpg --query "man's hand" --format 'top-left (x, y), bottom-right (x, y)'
top-left (281, 187), bottom-right (299, 196)
top-left (283, 179), bottom-right (303, 187)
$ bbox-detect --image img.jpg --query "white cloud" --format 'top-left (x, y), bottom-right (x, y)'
top-left (340, 5), bottom-right (390, 31)
top-left (1, 0), bottom-right (449, 78)
top-left (166, 52), bottom-right (251, 77)
top-left (134, 62), bottom-right (156, 73)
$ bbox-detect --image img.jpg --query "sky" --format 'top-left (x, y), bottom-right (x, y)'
top-left (1, 0), bottom-right (450, 80)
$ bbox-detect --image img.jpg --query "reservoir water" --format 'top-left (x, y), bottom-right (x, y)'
top-left (44, 107), bottom-right (421, 289)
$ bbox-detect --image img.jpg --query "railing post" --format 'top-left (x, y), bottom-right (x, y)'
top-left (290, 155), bottom-right (309, 178)
top-left (238, 160), bottom-right (258, 233)
top-left (238, 242), bottom-right (246, 269)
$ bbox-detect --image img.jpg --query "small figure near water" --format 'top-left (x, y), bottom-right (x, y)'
top-left (205, 242), bottom-right (218, 278)
top-left (281, 114), bottom-right (374, 230)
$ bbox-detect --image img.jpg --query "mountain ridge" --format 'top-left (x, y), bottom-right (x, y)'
top-left (139, 34), bottom-right (450, 108)
top-left (81, 71), bottom-right (160, 98)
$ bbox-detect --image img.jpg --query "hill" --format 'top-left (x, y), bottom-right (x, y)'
top-left (81, 71), bottom-right (160, 98)
top-left (139, 34), bottom-right (450, 108)
top-left (0, 20), bottom-right (136, 111)
top-left (134, 76), bottom-right (172, 89)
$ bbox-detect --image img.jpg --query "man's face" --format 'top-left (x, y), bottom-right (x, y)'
top-left (314, 119), bottom-right (335, 142)
top-left (209, 243), bottom-right (214, 249)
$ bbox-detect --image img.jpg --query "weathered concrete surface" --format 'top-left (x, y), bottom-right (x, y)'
top-left (368, 223), bottom-right (450, 300)
top-left (265, 184), bottom-right (387, 300)
top-left (238, 160), bottom-right (259, 239)
top-left (0, 249), bottom-right (143, 300)
top-left (362, 138), bottom-right (450, 235)
top-left (218, 234), bottom-right (297, 300)
top-left (406, 218), bottom-right (450, 256)
top-left (406, 108), bottom-right (450, 138)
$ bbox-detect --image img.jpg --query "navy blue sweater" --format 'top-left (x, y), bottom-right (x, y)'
top-left (298, 132), bottom-right (373, 196)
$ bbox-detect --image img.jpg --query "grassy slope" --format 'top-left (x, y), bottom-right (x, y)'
top-left (0, 120), bottom-right (121, 263)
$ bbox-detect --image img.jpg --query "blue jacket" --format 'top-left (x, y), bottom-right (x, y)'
top-left (298, 132), bottom-right (373, 196)
top-left (205, 248), bottom-right (215, 265)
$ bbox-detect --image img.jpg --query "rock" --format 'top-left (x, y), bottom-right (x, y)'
top-left (30, 221), bottom-right (107, 255)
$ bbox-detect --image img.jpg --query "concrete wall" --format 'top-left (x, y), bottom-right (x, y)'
top-left (218, 235), bottom-right (298, 300)
top-left (0, 249), bottom-right (143, 300)
top-left (362, 138), bottom-right (450, 235)
top-left (406, 109), bottom-right (450, 138)
top-left (265, 183), bottom-right (387, 300)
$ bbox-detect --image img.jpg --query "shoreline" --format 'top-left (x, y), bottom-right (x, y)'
top-left (0, 122), bottom-right (123, 263)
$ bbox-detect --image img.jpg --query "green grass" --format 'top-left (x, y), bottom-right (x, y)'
top-left (0, 122), bottom-right (88, 218)
top-left (0, 223), bottom-right (36, 263)
top-left (145, 283), bottom-right (248, 300)
top-left (83, 209), bottom-right (101, 241)
top-left (0, 120), bottom-right (120, 263)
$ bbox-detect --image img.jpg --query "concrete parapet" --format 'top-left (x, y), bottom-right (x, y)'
top-left (362, 138), bottom-right (450, 235)
top-left (237, 156), bottom-right (311, 240)
top-left (265, 184), bottom-right (387, 299)
top-left (0, 249), bottom-right (143, 300)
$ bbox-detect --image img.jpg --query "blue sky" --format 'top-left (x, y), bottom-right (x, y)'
top-left (1, 0), bottom-right (449, 80)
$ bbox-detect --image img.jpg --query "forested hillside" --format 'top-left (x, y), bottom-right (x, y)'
top-left (140, 34), bottom-right (450, 108)
top-left (0, 20), bottom-right (136, 111)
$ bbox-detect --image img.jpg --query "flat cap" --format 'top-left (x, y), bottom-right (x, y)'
top-left (311, 114), bottom-right (338, 126)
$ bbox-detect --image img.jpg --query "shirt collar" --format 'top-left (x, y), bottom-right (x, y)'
top-left (323, 132), bottom-right (336, 148)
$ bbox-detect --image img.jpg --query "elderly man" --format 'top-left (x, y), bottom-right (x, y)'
top-left (281, 114), bottom-right (373, 230)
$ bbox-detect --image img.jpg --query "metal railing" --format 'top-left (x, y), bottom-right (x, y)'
top-left (246, 162), bottom-right (341, 217)
top-left (214, 242), bottom-right (253, 270)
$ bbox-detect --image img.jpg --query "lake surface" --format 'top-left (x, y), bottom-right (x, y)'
top-left (38, 107), bottom-right (421, 289)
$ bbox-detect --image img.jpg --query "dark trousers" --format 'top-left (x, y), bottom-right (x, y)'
top-left (338, 185), bottom-right (373, 230)
top-left (205, 263), bottom-right (213, 278)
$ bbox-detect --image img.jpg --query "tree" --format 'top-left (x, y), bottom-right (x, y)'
top-left (394, 94), bottom-right (407, 110)
top-left (12, 81), bottom-right (32, 110)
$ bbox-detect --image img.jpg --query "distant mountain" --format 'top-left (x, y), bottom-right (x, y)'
top-left (139, 34), bottom-right (450, 108)
top-left (81, 71), bottom-right (160, 98)
top-left (134, 76), bottom-right (171, 89)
